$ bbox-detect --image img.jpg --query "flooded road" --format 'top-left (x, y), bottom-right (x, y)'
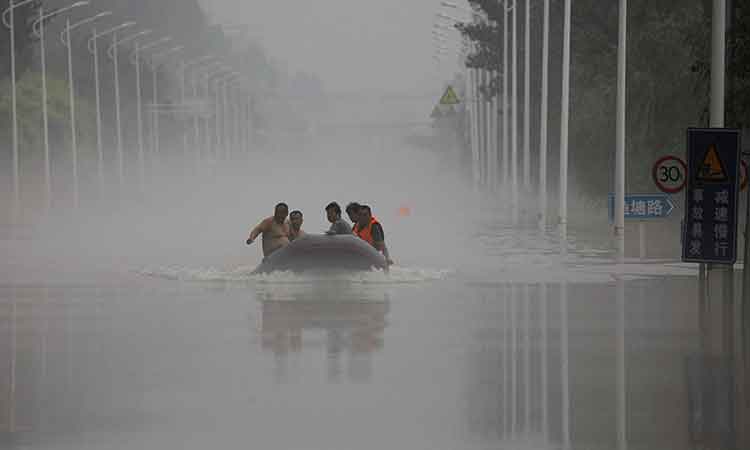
top-left (0, 251), bottom-right (740, 450)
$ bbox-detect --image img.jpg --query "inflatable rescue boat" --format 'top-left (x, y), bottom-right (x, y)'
top-left (252, 234), bottom-right (387, 274)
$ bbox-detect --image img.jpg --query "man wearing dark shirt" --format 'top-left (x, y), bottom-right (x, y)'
top-left (325, 202), bottom-right (352, 235)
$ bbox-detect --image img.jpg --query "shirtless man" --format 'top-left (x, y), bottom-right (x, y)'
top-left (288, 210), bottom-right (306, 241)
top-left (246, 203), bottom-right (291, 257)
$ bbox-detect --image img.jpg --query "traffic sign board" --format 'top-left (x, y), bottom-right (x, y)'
top-left (608, 193), bottom-right (675, 222)
top-left (682, 128), bottom-right (741, 264)
top-left (439, 86), bottom-right (460, 105)
top-left (652, 155), bottom-right (687, 193)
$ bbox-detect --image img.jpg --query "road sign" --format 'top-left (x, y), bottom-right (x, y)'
top-left (439, 86), bottom-right (460, 105)
top-left (682, 128), bottom-right (741, 264)
top-left (608, 193), bottom-right (675, 222)
top-left (652, 155), bottom-right (687, 193)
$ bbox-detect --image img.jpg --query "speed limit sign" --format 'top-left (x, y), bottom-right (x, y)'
top-left (652, 155), bottom-right (687, 193)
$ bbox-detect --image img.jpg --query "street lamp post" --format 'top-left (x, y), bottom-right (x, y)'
top-left (222, 73), bottom-right (243, 160)
top-left (190, 61), bottom-right (224, 167)
top-left (200, 66), bottom-right (233, 161)
top-left (115, 35), bottom-right (171, 180)
top-left (95, 21), bottom-right (137, 190)
top-left (85, 18), bottom-right (131, 194)
top-left (31, 1), bottom-right (90, 212)
top-left (182, 56), bottom-right (219, 167)
top-left (2, 0), bottom-right (39, 221)
top-left (523, 0), bottom-right (531, 192)
top-left (614, 0), bottom-right (627, 258)
top-left (147, 44), bottom-right (182, 169)
top-left (512, 0), bottom-right (519, 224)
top-left (560, 0), bottom-right (572, 249)
top-left (539, 0), bottom-right (550, 230)
top-left (106, 29), bottom-right (153, 190)
top-left (59, 12), bottom-right (113, 208)
top-left (503, 2), bottom-right (510, 193)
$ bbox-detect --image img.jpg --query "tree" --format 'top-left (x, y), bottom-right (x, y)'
top-left (456, 0), bottom-right (705, 196)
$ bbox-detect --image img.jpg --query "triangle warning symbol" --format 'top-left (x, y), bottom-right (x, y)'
top-left (696, 144), bottom-right (728, 182)
top-left (439, 86), bottom-right (460, 105)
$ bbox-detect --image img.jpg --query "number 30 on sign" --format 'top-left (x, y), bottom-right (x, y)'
top-left (652, 155), bottom-right (687, 193)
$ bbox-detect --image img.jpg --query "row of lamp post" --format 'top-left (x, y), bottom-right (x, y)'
top-left (434, 0), bottom-right (572, 247)
top-left (2, 2), bottom-right (256, 219)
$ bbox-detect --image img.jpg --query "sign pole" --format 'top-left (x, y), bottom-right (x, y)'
top-left (639, 222), bottom-right (645, 260)
top-left (615, 0), bottom-right (627, 259)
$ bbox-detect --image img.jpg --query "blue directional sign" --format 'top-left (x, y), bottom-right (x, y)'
top-left (682, 128), bottom-right (741, 264)
top-left (608, 193), bottom-right (675, 222)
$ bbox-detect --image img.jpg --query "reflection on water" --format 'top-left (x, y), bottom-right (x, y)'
top-left (464, 278), bottom-right (747, 450)
top-left (255, 282), bottom-right (389, 384)
top-left (0, 276), bottom-right (746, 450)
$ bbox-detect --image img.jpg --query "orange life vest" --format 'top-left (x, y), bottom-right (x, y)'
top-left (355, 217), bottom-right (380, 246)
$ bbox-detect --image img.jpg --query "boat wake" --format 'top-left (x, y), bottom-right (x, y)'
top-left (138, 265), bottom-right (453, 284)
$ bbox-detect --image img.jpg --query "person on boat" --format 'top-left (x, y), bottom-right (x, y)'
top-left (325, 202), bottom-right (352, 235)
top-left (345, 202), bottom-right (361, 230)
top-left (288, 210), bottom-right (306, 241)
top-left (355, 205), bottom-right (394, 266)
top-left (246, 203), bottom-right (291, 257)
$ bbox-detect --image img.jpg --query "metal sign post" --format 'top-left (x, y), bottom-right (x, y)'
top-left (608, 193), bottom-right (675, 260)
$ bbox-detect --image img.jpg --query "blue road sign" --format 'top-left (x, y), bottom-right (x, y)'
top-left (682, 128), bottom-right (741, 264)
top-left (608, 193), bottom-right (675, 222)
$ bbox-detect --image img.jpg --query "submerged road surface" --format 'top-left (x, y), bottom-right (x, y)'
top-left (0, 224), bottom-right (742, 450)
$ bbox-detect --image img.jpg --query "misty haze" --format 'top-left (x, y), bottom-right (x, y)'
top-left (1, 0), bottom-right (749, 449)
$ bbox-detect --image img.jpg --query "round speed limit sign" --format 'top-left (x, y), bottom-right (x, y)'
top-left (652, 155), bottom-right (687, 193)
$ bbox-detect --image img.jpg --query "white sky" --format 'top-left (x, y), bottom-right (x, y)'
top-left (199, 0), bottom-right (464, 95)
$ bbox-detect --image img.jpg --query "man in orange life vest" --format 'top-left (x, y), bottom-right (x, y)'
top-left (354, 205), bottom-right (394, 266)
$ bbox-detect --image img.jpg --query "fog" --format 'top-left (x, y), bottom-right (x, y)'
top-left (2, 0), bottom-right (746, 449)
top-left (198, 0), bottom-right (452, 93)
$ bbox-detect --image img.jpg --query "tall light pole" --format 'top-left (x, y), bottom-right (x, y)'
top-left (523, 0), bottom-right (531, 192)
top-left (215, 72), bottom-right (241, 160)
top-left (538, 0), bottom-right (550, 230)
top-left (190, 61), bottom-right (224, 166)
top-left (85, 17), bottom-right (129, 195)
top-left (614, 0), bottom-right (627, 258)
top-left (106, 29), bottom-right (153, 190)
top-left (182, 56), bottom-right (219, 168)
top-left (2, 0), bottom-right (39, 222)
top-left (503, 2), bottom-right (510, 193)
top-left (151, 45), bottom-right (184, 158)
top-left (136, 38), bottom-right (175, 160)
top-left (99, 21), bottom-right (136, 189)
top-left (201, 66), bottom-right (233, 161)
top-left (560, 0), bottom-right (572, 248)
top-left (512, 0), bottom-right (519, 224)
top-left (60, 12), bottom-right (112, 208)
top-left (31, 1), bottom-right (90, 212)
top-left (127, 36), bottom-right (171, 180)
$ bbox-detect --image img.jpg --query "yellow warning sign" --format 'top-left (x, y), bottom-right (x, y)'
top-left (696, 144), bottom-right (728, 182)
top-left (439, 86), bottom-right (460, 105)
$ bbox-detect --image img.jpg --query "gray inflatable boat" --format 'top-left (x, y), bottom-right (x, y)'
top-left (253, 234), bottom-right (387, 274)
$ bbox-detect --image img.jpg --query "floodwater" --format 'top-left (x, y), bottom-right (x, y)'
top-left (1, 231), bottom-right (741, 450)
